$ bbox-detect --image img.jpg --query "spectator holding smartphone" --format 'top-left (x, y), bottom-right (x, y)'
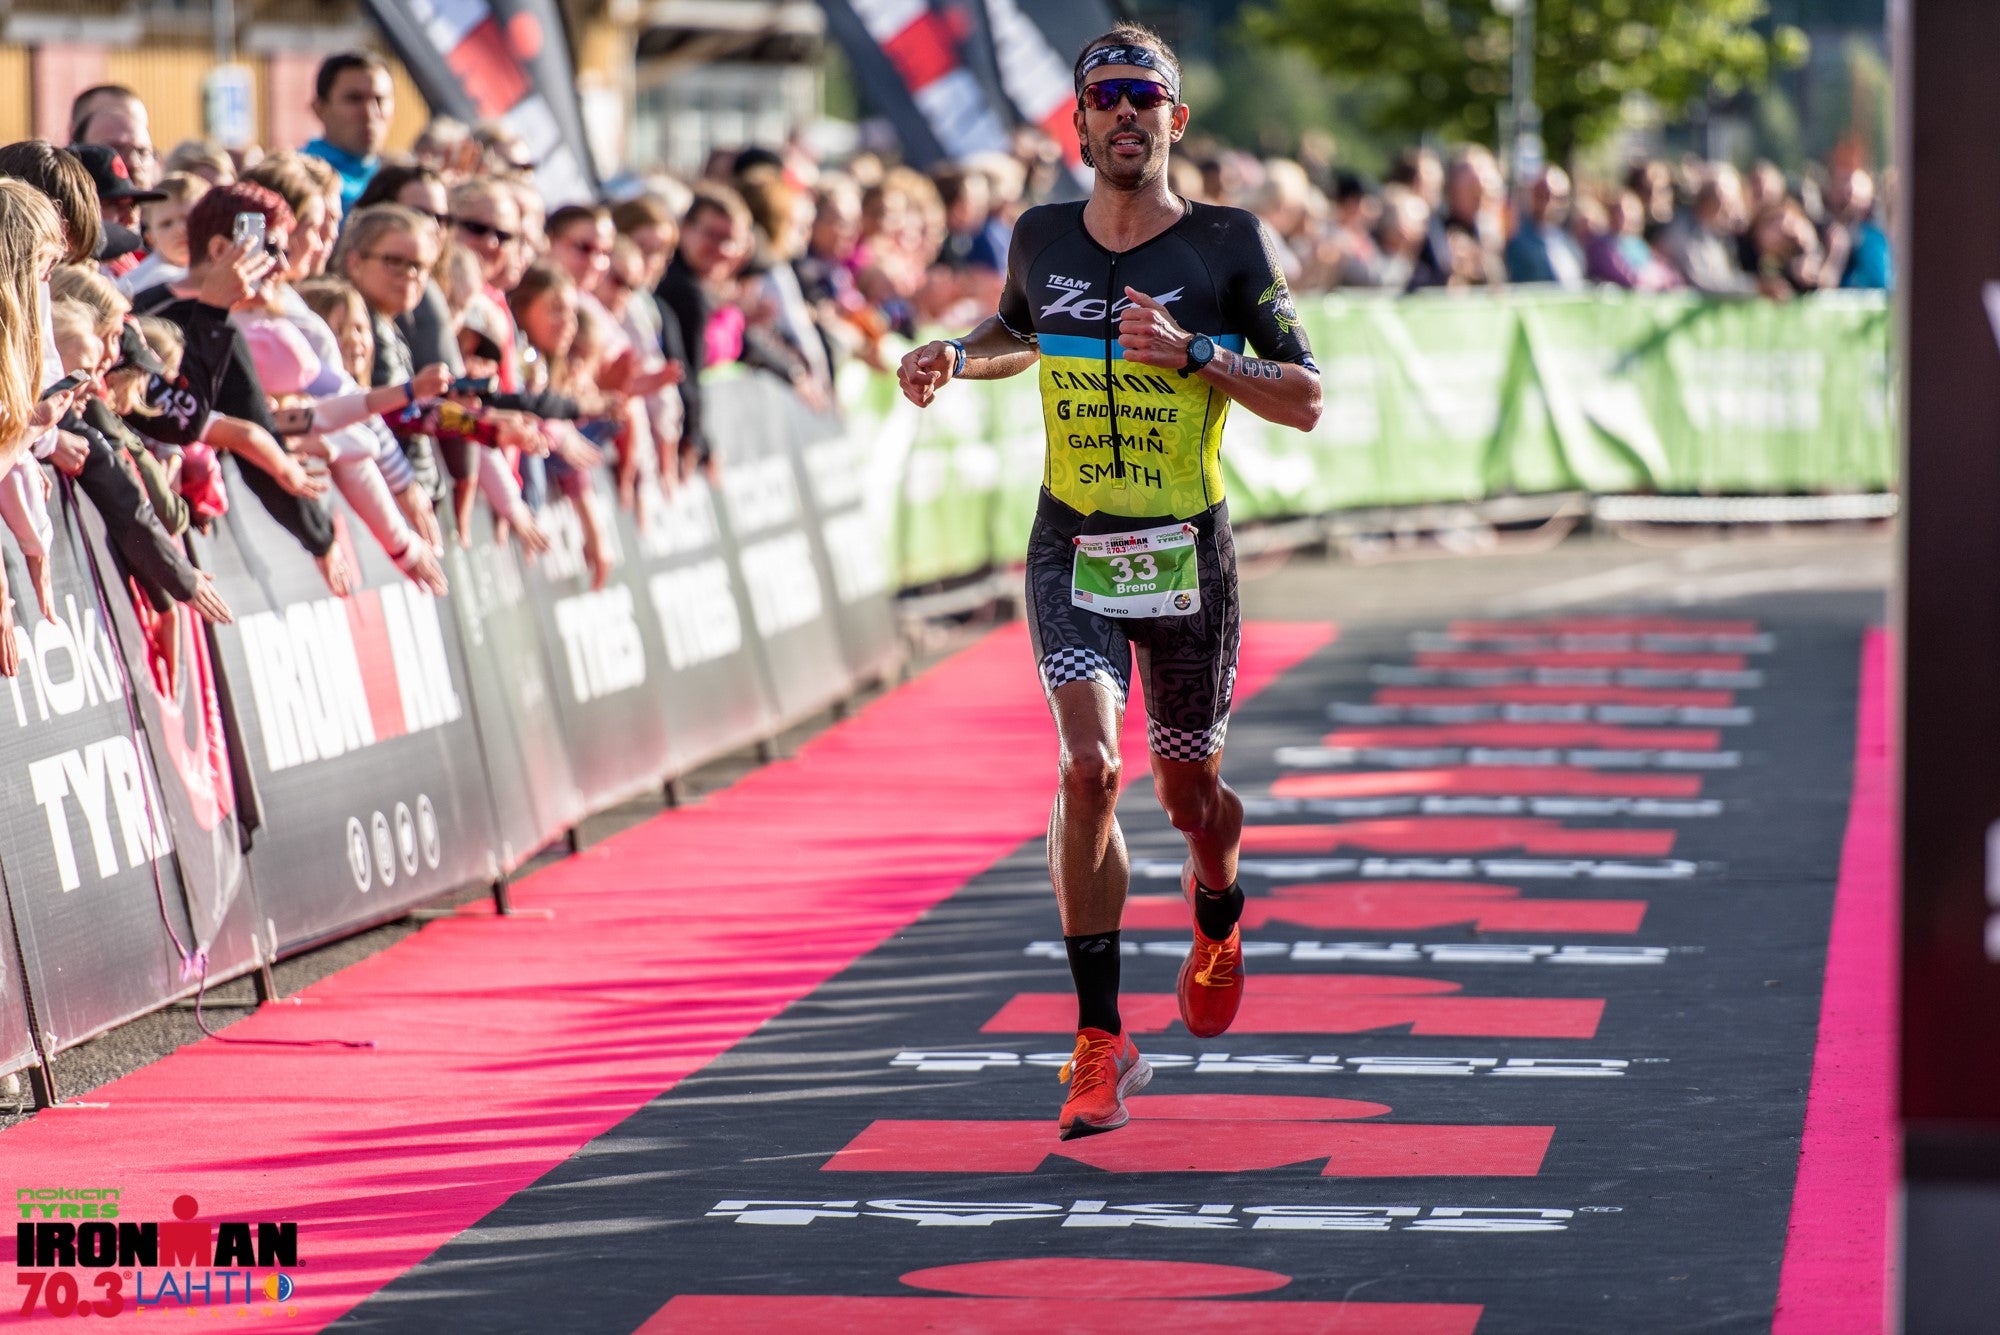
top-left (131, 181), bottom-right (352, 595)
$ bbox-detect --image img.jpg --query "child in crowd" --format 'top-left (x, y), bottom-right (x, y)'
top-left (296, 278), bottom-right (376, 387)
top-left (119, 173), bottom-right (209, 297)
top-left (103, 316), bottom-right (193, 537)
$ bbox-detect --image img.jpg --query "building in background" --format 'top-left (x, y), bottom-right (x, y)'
top-left (631, 0), bottom-right (822, 177)
top-left (0, 0), bottom-right (647, 173)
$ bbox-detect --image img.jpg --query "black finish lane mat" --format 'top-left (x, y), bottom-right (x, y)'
top-left (332, 604), bottom-right (1876, 1334)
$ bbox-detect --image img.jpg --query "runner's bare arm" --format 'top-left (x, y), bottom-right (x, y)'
top-left (1115, 288), bottom-right (1322, 433)
top-left (1195, 346), bottom-right (1322, 433)
top-left (896, 317), bottom-right (1039, 408)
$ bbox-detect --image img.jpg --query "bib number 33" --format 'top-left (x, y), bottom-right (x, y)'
top-left (1071, 523), bottom-right (1201, 619)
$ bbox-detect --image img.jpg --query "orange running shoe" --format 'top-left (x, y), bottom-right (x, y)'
top-left (1177, 860), bottom-right (1245, 1038)
top-left (1057, 1027), bottom-right (1152, 1140)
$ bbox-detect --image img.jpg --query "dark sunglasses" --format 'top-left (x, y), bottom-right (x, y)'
top-left (1079, 78), bottom-right (1175, 113)
top-left (452, 216), bottom-right (518, 244)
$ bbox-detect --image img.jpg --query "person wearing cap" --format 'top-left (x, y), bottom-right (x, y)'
top-left (71, 143), bottom-right (165, 230)
top-left (70, 143), bottom-right (166, 281)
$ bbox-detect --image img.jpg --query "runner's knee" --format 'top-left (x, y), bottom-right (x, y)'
top-left (1059, 747), bottom-right (1122, 811)
top-left (1156, 770), bottom-right (1224, 833)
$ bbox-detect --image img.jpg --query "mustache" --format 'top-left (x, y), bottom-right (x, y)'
top-left (1096, 126), bottom-right (1155, 150)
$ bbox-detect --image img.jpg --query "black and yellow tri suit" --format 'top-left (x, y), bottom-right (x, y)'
top-left (996, 197), bottom-right (1317, 760)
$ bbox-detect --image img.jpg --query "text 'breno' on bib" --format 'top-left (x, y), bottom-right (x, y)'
top-left (1070, 523), bottom-right (1201, 619)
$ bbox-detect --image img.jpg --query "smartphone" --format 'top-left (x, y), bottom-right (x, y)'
top-left (232, 210), bottom-right (266, 252)
top-left (449, 376), bottom-right (495, 397)
top-left (270, 405), bottom-right (315, 437)
top-left (39, 371), bottom-right (86, 401)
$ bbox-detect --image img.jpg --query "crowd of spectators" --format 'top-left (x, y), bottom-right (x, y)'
top-left (0, 51), bottom-right (1897, 674)
top-left (1200, 141), bottom-right (1892, 299)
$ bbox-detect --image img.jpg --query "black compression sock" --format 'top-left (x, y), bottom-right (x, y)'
top-left (1063, 932), bottom-right (1122, 1035)
top-left (1193, 880), bottom-right (1244, 941)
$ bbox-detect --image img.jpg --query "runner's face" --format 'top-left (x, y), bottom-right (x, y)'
top-left (1076, 63), bottom-right (1185, 190)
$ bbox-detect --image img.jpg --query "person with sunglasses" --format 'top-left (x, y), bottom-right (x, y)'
top-left (896, 22), bottom-right (1325, 1142)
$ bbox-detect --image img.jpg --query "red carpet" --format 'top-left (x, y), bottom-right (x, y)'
top-left (1773, 628), bottom-right (1897, 1332)
top-left (0, 621), bottom-right (1331, 1331)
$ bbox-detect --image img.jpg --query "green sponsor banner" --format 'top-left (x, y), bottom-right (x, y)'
top-left (847, 292), bottom-right (1892, 588)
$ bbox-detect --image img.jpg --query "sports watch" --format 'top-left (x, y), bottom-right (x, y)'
top-left (1179, 332), bottom-right (1215, 378)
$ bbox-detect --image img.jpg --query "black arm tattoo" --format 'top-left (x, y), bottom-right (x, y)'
top-left (1221, 350), bottom-right (1287, 380)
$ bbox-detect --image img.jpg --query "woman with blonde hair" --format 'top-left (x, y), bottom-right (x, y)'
top-left (0, 181), bottom-right (65, 474)
top-left (162, 138), bottom-right (235, 187)
top-left (0, 179), bottom-right (69, 672)
top-left (332, 204), bottom-right (543, 551)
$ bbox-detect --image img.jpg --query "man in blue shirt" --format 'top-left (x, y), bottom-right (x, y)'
top-left (304, 52), bottom-right (394, 214)
top-left (1827, 167), bottom-right (1893, 291)
top-left (1504, 165), bottom-right (1587, 288)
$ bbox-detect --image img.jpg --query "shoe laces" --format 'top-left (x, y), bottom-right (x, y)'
top-left (1190, 932), bottom-right (1236, 988)
top-left (1059, 1031), bottom-right (1119, 1095)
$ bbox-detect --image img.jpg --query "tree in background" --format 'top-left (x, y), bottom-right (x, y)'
top-left (1244, 0), bottom-right (1809, 164)
top-left (1179, 31), bottom-right (1402, 176)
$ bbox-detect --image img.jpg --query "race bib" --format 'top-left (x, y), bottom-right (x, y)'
top-left (1071, 523), bottom-right (1201, 619)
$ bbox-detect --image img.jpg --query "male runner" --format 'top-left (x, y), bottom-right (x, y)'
top-left (897, 23), bottom-right (1323, 1138)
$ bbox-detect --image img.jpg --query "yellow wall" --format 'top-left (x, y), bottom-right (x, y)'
top-left (577, 18), bottom-right (628, 81)
top-left (105, 45), bottom-right (266, 153)
top-left (0, 47), bottom-right (29, 146)
top-left (0, 42), bottom-right (430, 155)
top-left (385, 60), bottom-right (428, 152)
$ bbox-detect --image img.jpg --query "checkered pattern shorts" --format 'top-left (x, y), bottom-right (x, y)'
top-left (1025, 494), bottom-right (1240, 764)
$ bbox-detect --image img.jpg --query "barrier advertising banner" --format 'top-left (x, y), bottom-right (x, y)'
top-left (630, 475), bottom-right (778, 779)
top-left (0, 871), bottom-right (34, 1085)
top-left (70, 500), bottom-right (250, 961)
top-left (0, 490), bottom-right (248, 1054)
top-left (199, 471), bottom-right (501, 953)
top-left (0, 291), bottom-right (1896, 1091)
top-left (445, 531), bottom-right (587, 874)
top-left (787, 398), bottom-right (903, 687)
top-left (520, 475), bottom-right (679, 812)
top-left (708, 377), bottom-right (857, 728)
top-left (887, 290), bottom-right (1897, 586)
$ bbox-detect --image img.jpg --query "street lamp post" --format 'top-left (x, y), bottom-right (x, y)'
top-left (1495, 0), bottom-right (1543, 185)
top-left (203, 0), bottom-right (254, 149)
top-left (213, 0), bottom-right (234, 64)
